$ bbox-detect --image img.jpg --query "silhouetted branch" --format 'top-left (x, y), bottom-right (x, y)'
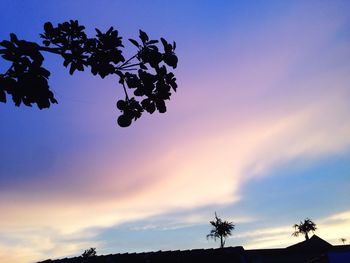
top-left (0, 20), bottom-right (178, 127)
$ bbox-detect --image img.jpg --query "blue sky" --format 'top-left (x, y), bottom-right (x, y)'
top-left (0, 1), bottom-right (350, 262)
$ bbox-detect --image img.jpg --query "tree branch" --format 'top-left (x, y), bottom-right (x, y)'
top-left (118, 54), bottom-right (137, 68)
top-left (119, 63), bottom-right (142, 70)
top-left (0, 46), bottom-right (63, 55)
top-left (0, 20), bottom-right (178, 127)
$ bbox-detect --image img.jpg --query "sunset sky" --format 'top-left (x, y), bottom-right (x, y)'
top-left (1, 1), bottom-right (350, 262)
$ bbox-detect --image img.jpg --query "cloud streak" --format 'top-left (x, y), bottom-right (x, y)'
top-left (1, 87), bottom-right (349, 262)
top-left (1, 1), bottom-right (350, 262)
top-left (239, 210), bottom-right (350, 249)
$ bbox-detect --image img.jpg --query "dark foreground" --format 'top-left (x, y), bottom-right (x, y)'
top-left (38, 235), bottom-right (350, 263)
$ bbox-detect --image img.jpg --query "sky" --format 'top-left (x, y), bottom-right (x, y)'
top-left (0, 0), bottom-right (350, 262)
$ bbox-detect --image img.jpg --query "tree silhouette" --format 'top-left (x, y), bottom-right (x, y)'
top-left (81, 247), bottom-right (96, 258)
top-left (292, 218), bottom-right (317, 240)
top-left (207, 212), bottom-right (235, 248)
top-left (0, 20), bottom-right (178, 127)
top-left (340, 238), bottom-right (347, 245)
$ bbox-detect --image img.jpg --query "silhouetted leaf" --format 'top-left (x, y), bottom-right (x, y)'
top-left (0, 89), bottom-right (6, 103)
top-left (63, 59), bottom-right (70, 67)
top-left (129, 38), bottom-right (139, 48)
top-left (141, 98), bottom-right (156, 114)
top-left (106, 26), bottom-right (114, 35)
top-left (50, 97), bottom-right (58, 104)
top-left (163, 54), bottom-right (178, 68)
top-left (43, 22), bottom-right (54, 33)
top-left (0, 40), bottom-right (15, 49)
top-left (12, 94), bottom-right (21, 106)
top-left (117, 114), bottom-right (132, 127)
top-left (41, 67), bottom-right (50, 77)
top-left (95, 28), bottom-right (102, 36)
top-left (10, 33), bottom-right (18, 43)
top-left (140, 63), bottom-right (148, 70)
top-left (156, 100), bottom-right (166, 113)
top-left (2, 53), bottom-right (15, 61)
top-left (139, 30), bottom-right (149, 43)
top-left (69, 64), bottom-right (76, 75)
top-left (116, 100), bottom-right (126, 110)
top-left (160, 38), bottom-right (168, 49)
top-left (23, 98), bottom-right (32, 107)
top-left (148, 40), bottom-right (159, 45)
top-left (43, 40), bottom-right (50, 46)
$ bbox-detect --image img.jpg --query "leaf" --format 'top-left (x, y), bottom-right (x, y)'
top-left (141, 99), bottom-right (156, 114)
top-left (23, 99), bottom-right (32, 107)
top-left (129, 38), bottom-right (139, 48)
top-left (134, 88), bottom-right (144, 96)
top-left (37, 99), bottom-right (50, 109)
top-left (10, 33), bottom-right (18, 43)
top-left (140, 63), bottom-right (148, 70)
top-left (0, 40), bottom-right (15, 49)
top-left (160, 38), bottom-right (168, 49)
top-left (156, 100), bottom-right (166, 113)
top-left (0, 89), bottom-right (6, 103)
top-left (115, 70), bottom-right (125, 83)
top-left (147, 40), bottom-right (158, 45)
top-left (146, 102), bottom-right (155, 114)
top-left (50, 97), bottom-right (58, 104)
top-left (106, 26), bottom-right (114, 35)
top-left (72, 20), bottom-right (79, 28)
top-left (170, 80), bottom-right (177, 91)
top-left (44, 22), bottom-right (54, 33)
top-left (163, 54), bottom-right (178, 68)
top-left (63, 59), bottom-right (70, 67)
top-left (38, 67), bottom-right (51, 78)
top-left (76, 63), bottom-right (84, 71)
top-left (139, 30), bottom-right (149, 43)
top-left (2, 53), bottom-right (15, 61)
top-left (69, 64), bottom-right (76, 75)
top-left (95, 28), bottom-right (102, 36)
top-left (12, 94), bottom-right (21, 106)
top-left (43, 40), bottom-right (50, 46)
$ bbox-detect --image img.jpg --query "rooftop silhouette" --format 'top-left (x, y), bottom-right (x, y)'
top-left (38, 235), bottom-right (350, 263)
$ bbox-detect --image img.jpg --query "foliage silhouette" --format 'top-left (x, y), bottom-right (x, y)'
top-left (0, 20), bottom-right (178, 127)
top-left (207, 212), bottom-right (235, 248)
top-left (292, 218), bottom-right (317, 240)
top-left (81, 247), bottom-right (96, 258)
top-left (340, 237), bottom-right (347, 245)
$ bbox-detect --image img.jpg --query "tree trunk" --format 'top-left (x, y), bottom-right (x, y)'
top-left (305, 232), bottom-right (309, 240)
top-left (220, 236), bottom-right (224, 248)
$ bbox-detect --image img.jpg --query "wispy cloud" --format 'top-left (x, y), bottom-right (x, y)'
top-left (0, 226), bottom-right (103, 263)
top-left (240, 210), bottom-right (350, 249)
top-left (1, 1), bottom-right (350, 262)
top-left (1, 90), bottom-right (349, 262)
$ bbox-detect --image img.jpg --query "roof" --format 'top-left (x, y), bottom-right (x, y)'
top-left (38, 236), bottom-right (346, 263)
top-left (287, 235), bottom-right (333, 251)
top-left (38, 246), bottom-right (246, 263)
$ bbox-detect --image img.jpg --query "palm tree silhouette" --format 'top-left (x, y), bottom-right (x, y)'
top-left (340, 238), bottom-right (347, 245)
top-left (292, 218), bottom-right (317, 240)
top-left (207, 212), bottom-right (235, 248)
